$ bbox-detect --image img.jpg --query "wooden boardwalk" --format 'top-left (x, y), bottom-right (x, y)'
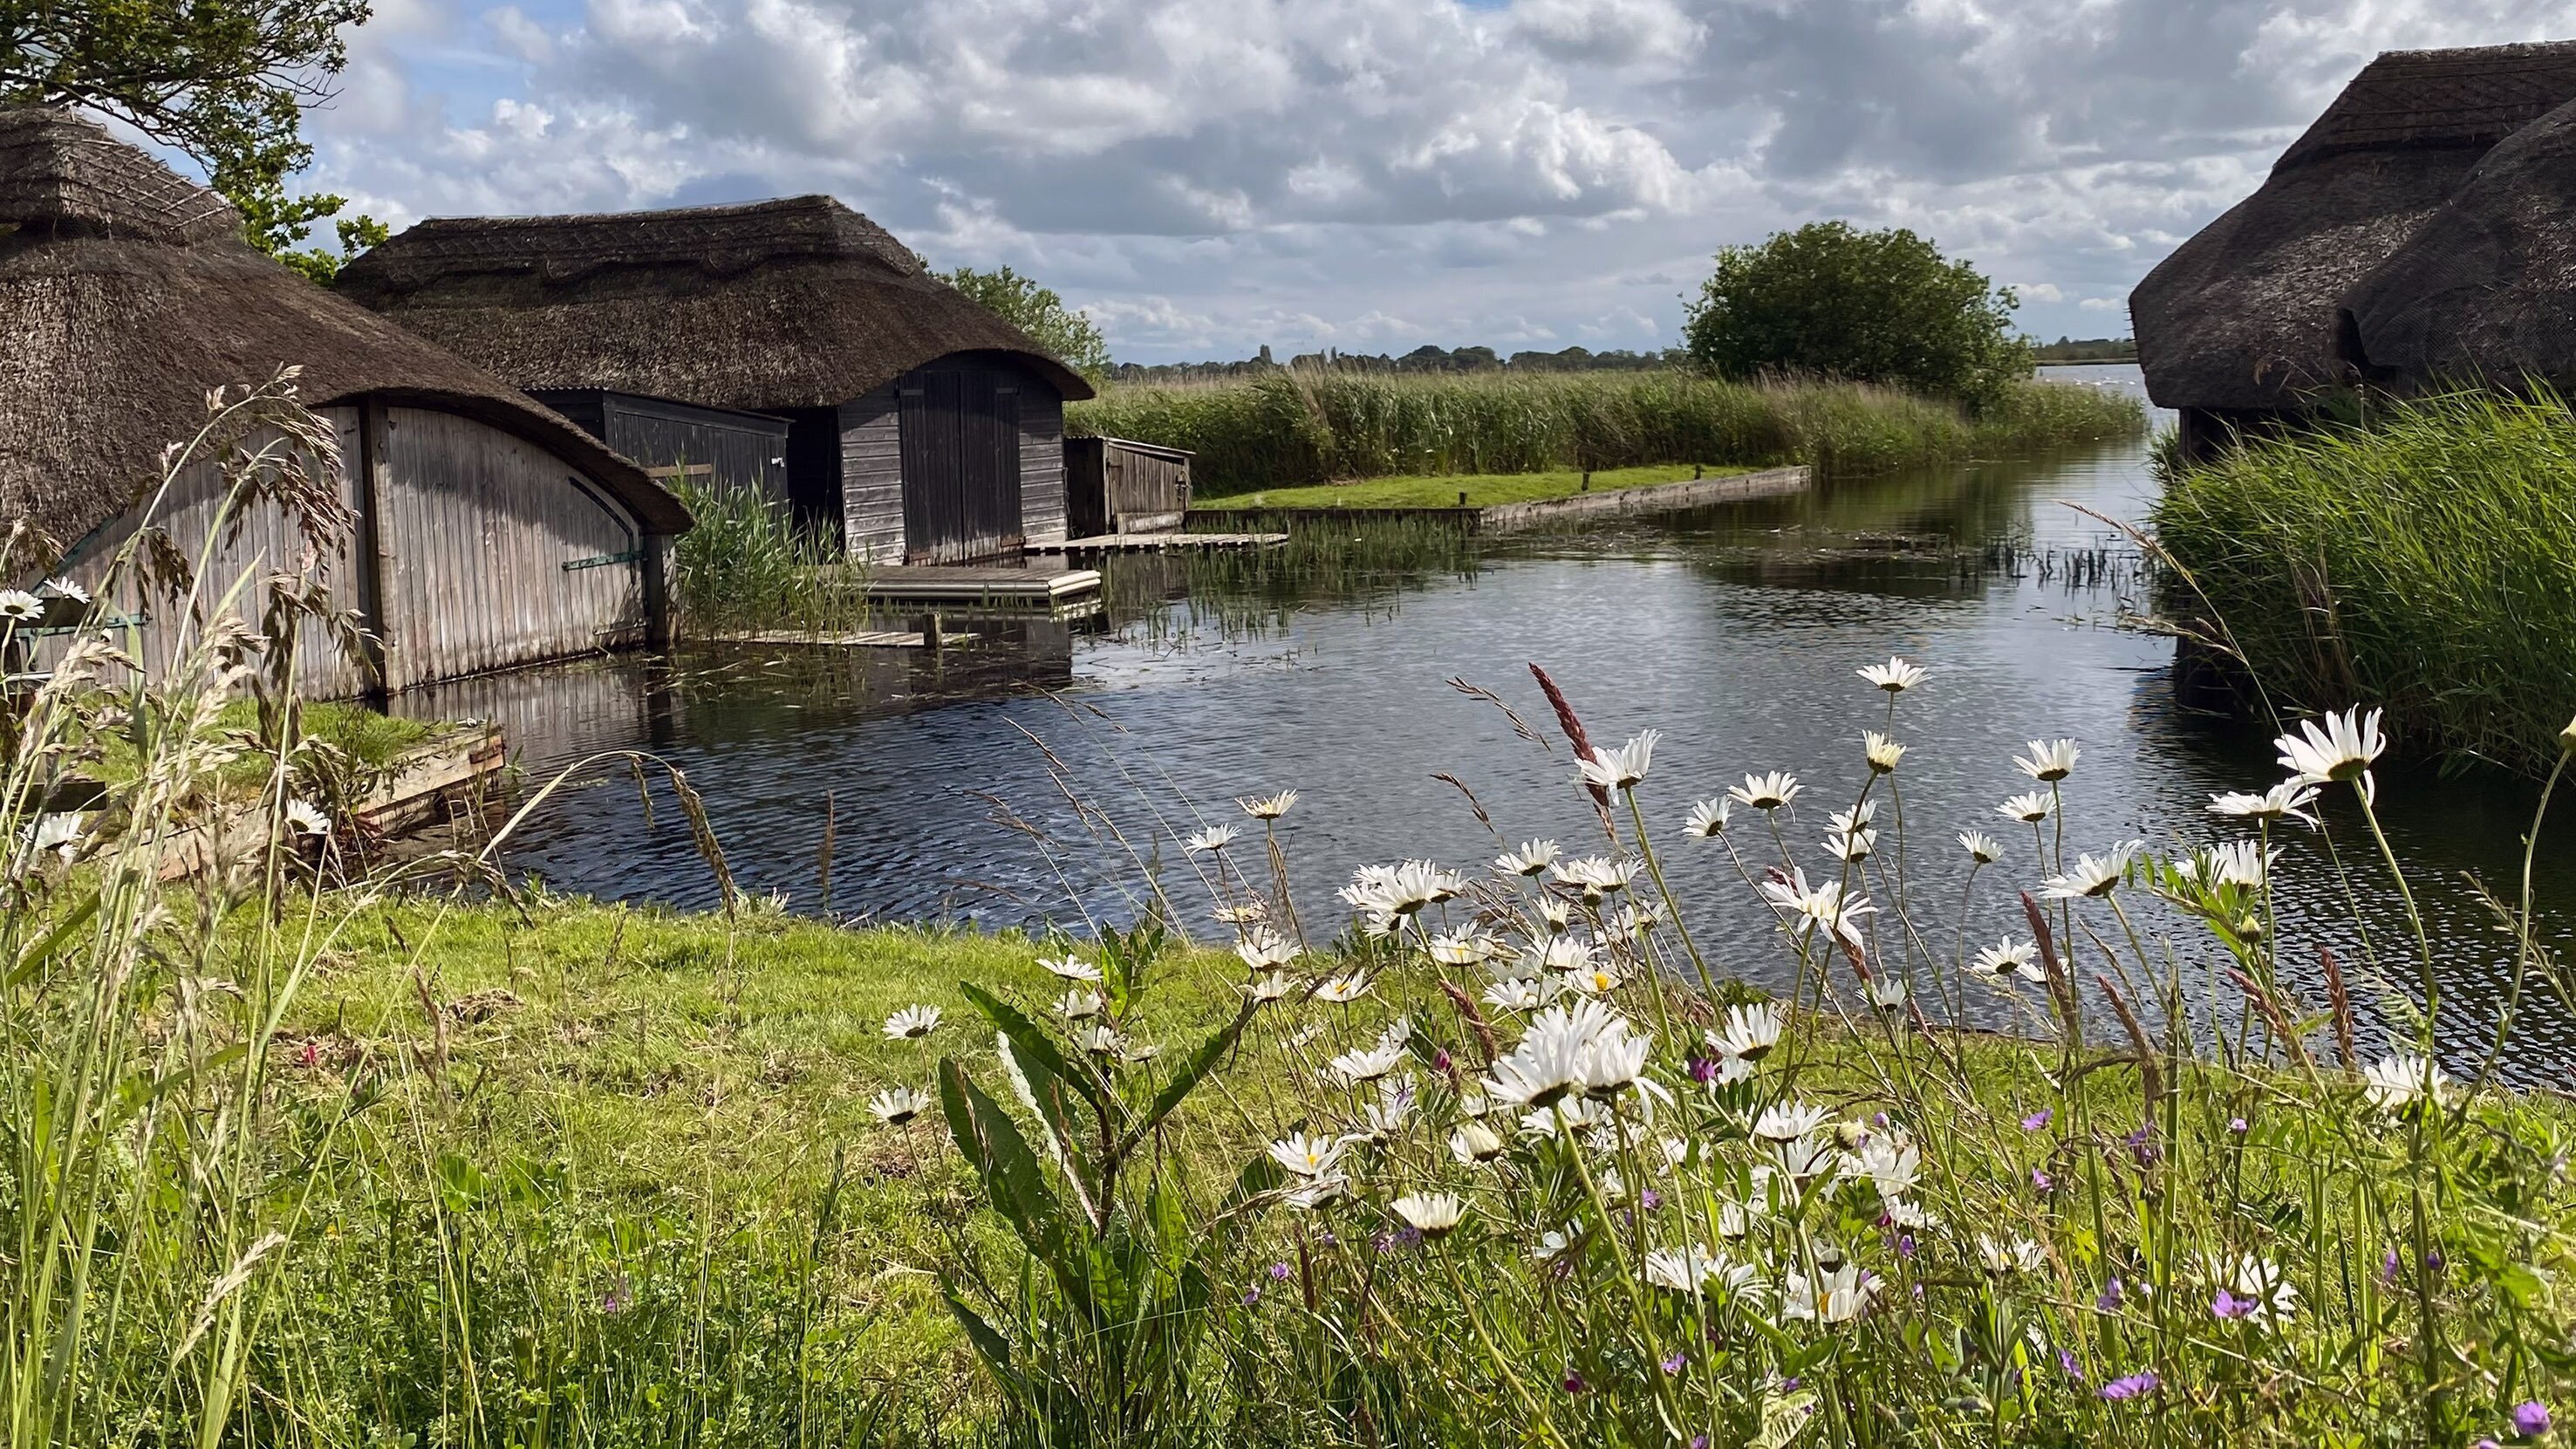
top-left (1055, 531), bottom-right (1288, 552)
top-left (695, 628), bottom-right (980, 649)
top-left (839, 564), bottom-right (1104, 607)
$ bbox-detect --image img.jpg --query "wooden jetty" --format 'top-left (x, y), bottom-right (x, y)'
top-left (1055, 531), bottom-right (1287, 553)
top-left (849, 563), bottom-right (1104, 611)
top-left (695, 627), bottom-right (979, 649)
top-left (156, 722), bottom-right (509, 878)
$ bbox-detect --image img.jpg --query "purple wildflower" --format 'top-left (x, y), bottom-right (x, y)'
top-left (1562, 1370), bottom-right (1589, 1395)
top-left (1242, 1287), bottom-right (1261, 1306)
top-left (2480, 1439), bottom-right (2503, 1449)
top-left (2098, 1278), bottom-right (2124, 1312)
top-left (2033, 1168), bottom-right (2053, 1192)
top-left (2023, 1109), bottom-right (2053, 1131)
top-left (2058, 1349), bottom-right (2084, 1381)
top-left (600, 1275), bottom-right (633, 1316)
top-left (1691, 1438), bottom-right (1710, 1449)
top-left (1873, 1112), bottom-right (1889, 1128)
top-left (1687, 1056), bottom-right (1719, 1083)
top-left (1640, 1188), bottom-right (1664, 1211)
top-left (1780, 1377), bottom-right (1802, 1391)
top-left (2100, 1370), bottom-right (2160, 1401)
top-left (2229, 1117), bottom-right (2249, 1134)
top-left (2213, 1288), bottom-right (2254, 1321)
top-left (1433, 1047), bottom-right (1453, 1072)
top-left (1269, 1261), bottom-right (1293, 1281)
top-left (2124, 1125), bottom-right (2160, 1167)
top-left (2382, 1247), bottom-right (2403, 1286)
top-left (1662, 1351), bottom-right (1688, 1376)
top-left (2515, 1401), bottom-right (2552, 1437)
top-left (1896, 1233), bottom-right (1917, 1259)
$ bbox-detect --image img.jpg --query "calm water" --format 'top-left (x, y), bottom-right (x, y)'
top-left (403, 367), bottom-right (2576, 1082)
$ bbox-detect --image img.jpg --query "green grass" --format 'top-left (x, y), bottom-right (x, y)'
top-left (2152, 388), bottom-right (2576, 775)
top-left (85, 697), bottom-right (437, 789)
top-left (1069, 369), bottom-right (2144, 496)
top-left (1208, 463), bottom-right (1754, 510)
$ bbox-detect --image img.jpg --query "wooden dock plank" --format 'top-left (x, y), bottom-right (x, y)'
top-left (852, 564), bottom-right (1104, 604)
top-left (1056, 531), bottom-right (1288, 552)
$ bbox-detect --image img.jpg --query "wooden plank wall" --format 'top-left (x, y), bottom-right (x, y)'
top-left (1021, 382), bottom-right (1067, 546)
top-left (837, 386), bottom-right (903, 563)
top-left (372, 406), bottom-right (648, 691)
top-left (49, 407), bottom-right (372, 698)
top-left (600, 394), bottom-right (790, 506)
top-left (1104, 444), bottom-right (1190, 530)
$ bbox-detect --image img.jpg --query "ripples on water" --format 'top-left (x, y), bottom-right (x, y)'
top-left (400, 367), bottom-right (2576, 1083)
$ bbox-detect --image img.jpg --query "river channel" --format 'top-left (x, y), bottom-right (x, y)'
top-left (404, 366), bottom-right (2576, 1080)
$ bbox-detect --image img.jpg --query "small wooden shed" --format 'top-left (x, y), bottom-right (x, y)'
top-left (335, 198), bottom-right (1097, 565)
top-left (1065, 436), bottom-right (1193, 537)
top-left (531, 389), bottom-right (792, 506)
top-left (0, 107), bottom-right (691, 696)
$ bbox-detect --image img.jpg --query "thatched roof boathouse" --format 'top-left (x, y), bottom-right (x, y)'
top-left (0, 107), bottom-right (690, 696)
top-left (335, 199), bottom-right (1097, 564)
top-left (2133, 40), bottom-right (2576, 459)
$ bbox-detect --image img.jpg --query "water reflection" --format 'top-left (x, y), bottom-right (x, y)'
top-left (425, 366), bottom-right (2576, 1083)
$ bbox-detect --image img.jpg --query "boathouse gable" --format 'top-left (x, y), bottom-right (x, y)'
top-left (0, 106), bottom-right (688, 697)
top-left (334, 197), bottom-right (1093, 565)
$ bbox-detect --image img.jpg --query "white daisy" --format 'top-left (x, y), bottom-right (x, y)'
top-left (1824, 827), bottom-right (1876, 863)
top-left (1339, 860), bottom-right (1467, 918)
top-left (1494, 839), bottom-right (1561, 876)
top-left (1577, 730), bottom-right (1660, 792)
top-left (1074, 1023), bottom-right (1123, 1055)
top-left (1246, 973), bottom-right (1295, 1004)
top-left (1754, 1100), bottom-right (1831, 1141)
top-left (1864, 975), bottom-right (1910, 1012)
top-left (1314, 973), bottom-right (1373, 1003)
top-left (1268, 1132), bottom-right (1348, 1178)
top-left (1483, 1000), bottom-right (1618, 1109)
top-left (1328, 1042), bottom-right (1407, 1087)
top-left (1483, 977), bottom-right (1553, 1012)
top-left (1235, 926), bottom-right (1302, 971)
top-left (1550, 855), bottom-right (1636, 896)
top-left (2040, 843), bottom-right (2141, 899)
top-left (1426, 932), bottom-right (1486, 967)
top-left (1782, 1264), bottom-right (1876, 1323)
top-left (1978, 1234), bottom-right (2047, 1275)
top-left (2208, 781), bottom-right (2322, 827)
top-left (1759, 869), bottom-right (1876, 949)
top-left (2276, 707), bottom-right (2386, 802)
top-left (1958, 830), bottom-right (2003, 864)
top-left (39, 577), bottom-right (88, 605)
top-left (1727, 771), bottom-right (1802, 811)
top-left (1238, 789), bottom-right (1298, 819)
top-left (1966, 940), bottom-right (2043, 983)
top-left (1998, 791), bottom-right (2053, 824)
top-left (1451, 1122), bottom-right (1507, 1165)
top-left (1684, 798), bottom-right (1733, 837)
top-left (0, 590), bottom-right (43, 623)
top-left (1283, 1174), bottom-right (1349, 1211)
top-left (1390, 1192), bottom-right (1465, 1238)
top-left (1056, 988), bottom-right (1107, 1018)
top-left (1040, 955), bottom-right (1104, 983)
top-left (2362, 1053), bottom-right (2451, 1115)
top-left (2014, 739), bottom-right (2081, 783)
top-left (1185, 824), bottom-right (1238, 853)
top-left (2174, 840), bottom-right (2277, 890)
top-left (21, 812), bottom-right (82, 863)
top-left (870, 1086), bottom-right (931, 1124)
top-left (1862, 732), bottom-right (1907, 775)
top-left (1707, 1001), bottom-right (1784, 1063)
top-left (882, 1004), bottom-right (942, 1040)
top-left (284, 798), bottom-right (331, 837)
top-left (1858, 657), bottom-right (1927, 693)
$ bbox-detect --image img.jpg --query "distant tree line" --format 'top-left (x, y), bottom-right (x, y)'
top-left (1107, 343), bottom-right (1684, 385)
top-left (2033, 336), bottom-right (2138, 364)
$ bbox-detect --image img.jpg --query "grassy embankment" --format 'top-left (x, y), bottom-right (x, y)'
top-left (1209, 463), bottom-right (1755, 510)
top-left (2153, 388), bottom-right (2576, 775)
top-left (1069, 369), bottom-right (2144, 496)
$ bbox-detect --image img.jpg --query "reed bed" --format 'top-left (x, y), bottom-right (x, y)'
top-left (1069, 370), bottom-right (2144, 496)
top-left (2152, 388), bottom-right (2576, 775)
top-left (666, 475), bottom-right (875, 635)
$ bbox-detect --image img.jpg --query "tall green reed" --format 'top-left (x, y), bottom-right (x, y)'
top-left (2152, 386), bottom-right (2576, 775)
top-left (1069, 371), bottom-right (2143, 496)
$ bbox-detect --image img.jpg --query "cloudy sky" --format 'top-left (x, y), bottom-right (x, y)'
top-left (290, 0), bottom-right (2571, 363)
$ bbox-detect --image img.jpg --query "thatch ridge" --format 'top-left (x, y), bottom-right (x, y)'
top-left (2336, 95), bottom-right (2576, 393)
top-left (0, 107), bottom-right (688, 549)
top-left (332, 196), bottom-right (1097, 409)
top-left (2132, 39), bottom-right (2576, 412)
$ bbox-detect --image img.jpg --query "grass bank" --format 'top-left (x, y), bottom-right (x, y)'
top-left (1206, 462), bottom-right (1753, 510)
top-left (2152, 389), bottom-right (2576, 775)
top-left (1069, 369), bottom-right (2143, 496)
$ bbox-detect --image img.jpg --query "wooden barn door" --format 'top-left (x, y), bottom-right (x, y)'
top-left (899, 369), bottom-right (1024, 563)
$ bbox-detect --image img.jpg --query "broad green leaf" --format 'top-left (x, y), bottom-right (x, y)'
top-left (960, 981), bottom-right (1111, 1126)
top-left (940, 1283), bottom-right (1022, 1391)
top-left (939, 1058), bottom-right (1093, 1316)
top-left (6, 890), bottom-right (99, 988)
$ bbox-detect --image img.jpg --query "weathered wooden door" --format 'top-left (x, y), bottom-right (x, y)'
top-left (898, 369), bottom-right (1023, 563)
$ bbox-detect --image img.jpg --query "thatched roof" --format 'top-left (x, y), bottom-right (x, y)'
top-left (332, 196), bottom-right (1097, 408)
top-left (2132, 40), bottom-right (2576, 412)
top-left (2337, 95), bottom-right (2576, 393)
top-left (0, 107), bottom-right (689, 548)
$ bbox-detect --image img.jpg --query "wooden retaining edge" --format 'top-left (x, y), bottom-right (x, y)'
top-left (1187, 464), bottom-right (1812, 534)
top-left (154, 724), bottom-right (508, 880)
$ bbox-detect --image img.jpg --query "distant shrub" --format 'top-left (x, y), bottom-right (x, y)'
top-left (1683, 222), bottom-right (2034, 408)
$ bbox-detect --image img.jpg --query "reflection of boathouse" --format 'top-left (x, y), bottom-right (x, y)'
top-left (0, 107), bottom-right (689, 696)
top-left (337, 199), bottom-right (1095, 565)
top-left (2133, 40), bottom-right (2576, 461)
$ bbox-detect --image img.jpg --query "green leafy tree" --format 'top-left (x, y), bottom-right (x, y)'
top-left (0, 0), bottom-right (380, 273)
top-left (943, 264), bottom-right (1112, 383)
top-left (1683, 222), bottom-right (2033, 407)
